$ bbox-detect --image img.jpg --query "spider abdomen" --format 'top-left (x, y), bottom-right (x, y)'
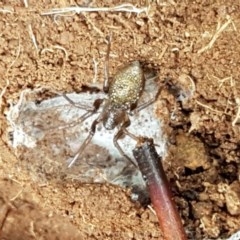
top-left (108, 61), bottom-right (144, 110)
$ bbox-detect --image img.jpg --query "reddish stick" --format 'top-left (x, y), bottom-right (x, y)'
top-left (133, 138), bottom-right (187, 240)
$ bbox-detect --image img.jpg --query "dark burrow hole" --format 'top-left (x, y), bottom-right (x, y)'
top-left (219, 161), bottom-right (238, 183)
top-left (184, 166), bottom-right (204, 176)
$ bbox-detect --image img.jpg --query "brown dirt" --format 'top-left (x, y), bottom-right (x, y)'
top-left (0, 0), bottom-right (240, 239)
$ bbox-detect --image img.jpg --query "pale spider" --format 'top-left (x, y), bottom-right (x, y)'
top-left (67, 37), bottom-right (161, 168)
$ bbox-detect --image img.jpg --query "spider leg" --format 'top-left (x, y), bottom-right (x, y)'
top-left (44, 98), bottom-right (103, 132)
top-left (62, 93), bottom-right (95, 112)
top-left (123, 128), bottom-right (139, 142)
top-left (53, 110), bottom-right (95, 131)
top-left (133, 85), bottom-right (163, 114)
top-left (67, 99), bottom-right (104, 167)
top-left (68, 114), bottom-right (102, 168)
top-left (103, 35), bottom-right (112, 93)
top-left (44, 89), bottom-right (95, 112)
top-left (113, 118), bottom-right (138, 168)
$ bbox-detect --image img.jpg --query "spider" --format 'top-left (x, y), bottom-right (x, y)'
top-left (67, 36), bottom-right (161, 168)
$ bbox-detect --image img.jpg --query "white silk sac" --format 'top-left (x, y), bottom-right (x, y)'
top-left (6, 85), bottom-right (166, 201)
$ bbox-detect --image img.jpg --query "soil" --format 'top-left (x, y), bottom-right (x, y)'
top-left (0, 0), bottom-right (240, 239)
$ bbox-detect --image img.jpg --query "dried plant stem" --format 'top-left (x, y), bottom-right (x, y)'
top-left (92, 58), bottom-right (99, 84)
top-left (133, 138), bottom-right (187, 240)
top-left (0, 8), bottom-right (14, 13)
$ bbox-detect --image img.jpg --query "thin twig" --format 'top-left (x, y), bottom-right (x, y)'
top-left (8, 178), bottom-right (24, 201)
top-left (211, 75), bottom-right (235, 90)
top-left (82, 12), bottom-right (104, 36)
top-left (198, 15), bottom-right (236, 54)
top-left (195, 100), bottom-right (229, 115)
top-left (23, 0), bottom-right (29, 8)
top-left (29, 221), bottom-right (37, 239)
top-left (158, 45), bottom-right (168, 60)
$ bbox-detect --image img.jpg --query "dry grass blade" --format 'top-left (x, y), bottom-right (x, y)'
top-left (232, 98), bottom-right (240, 126)
top-left (41, 3), bottom-right (147, 16)
top-left (28, 24), bottom-right (39, 52)
top-left (198, 15), bottom-right (236, 54)
top-left (0, 8), bottom-right (14, 13)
